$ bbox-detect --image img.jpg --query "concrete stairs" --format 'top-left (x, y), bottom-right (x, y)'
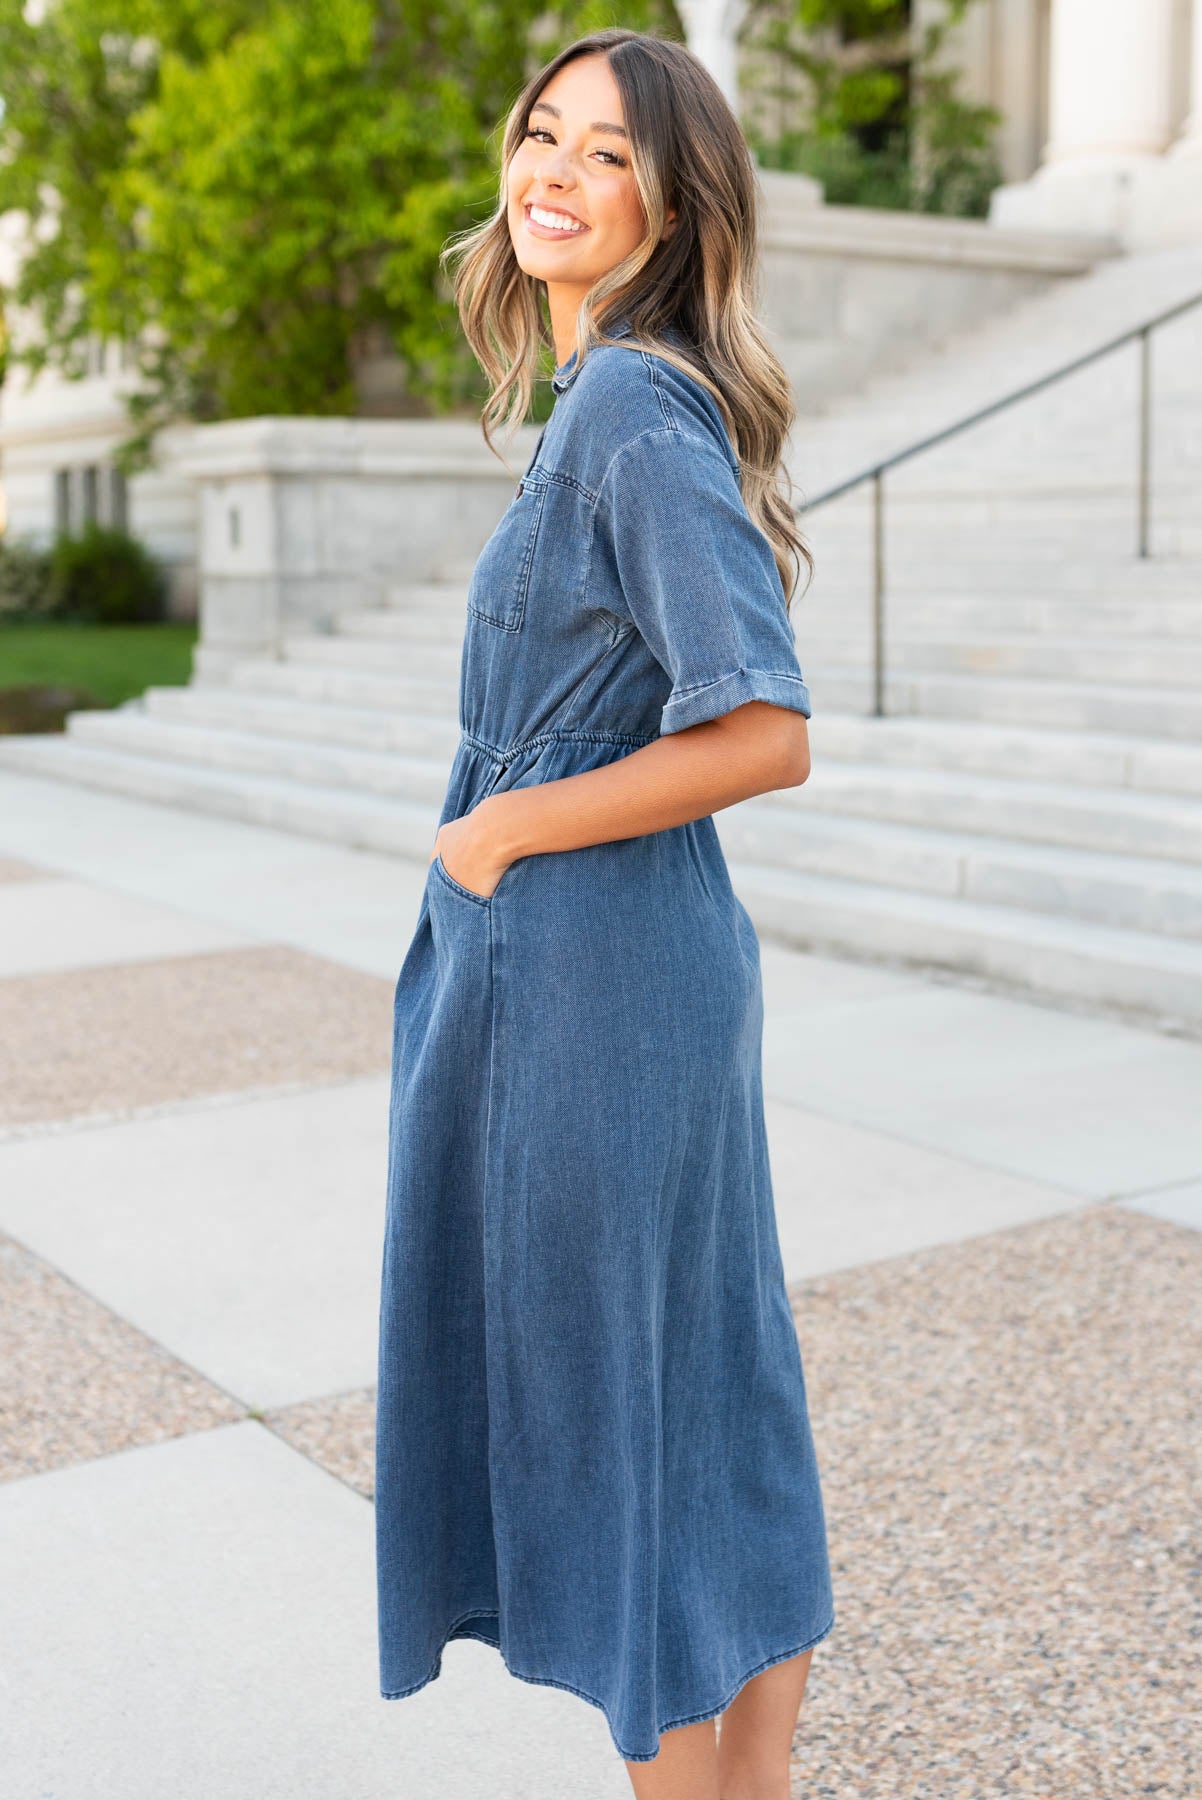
top-left (4, 240), bottom-right (1202, 1032)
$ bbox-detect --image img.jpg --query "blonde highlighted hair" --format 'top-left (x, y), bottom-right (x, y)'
top-left (440, 26), bottom-right (813, 609)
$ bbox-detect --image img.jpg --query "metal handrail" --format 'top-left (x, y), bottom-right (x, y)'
top-left (795, 288), bottom-right (1202, 717)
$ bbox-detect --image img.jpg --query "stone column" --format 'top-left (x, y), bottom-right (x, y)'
top-left (989, 0), bottom-right (1182, 240)
top-left (1170, 0), bottom-right (1202, 154)
top-left (674, 0), bottom-right (747, 112)
top-left (1041, 0), bottom-right (1176, 169)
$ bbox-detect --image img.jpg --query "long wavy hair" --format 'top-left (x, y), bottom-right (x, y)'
top-left (440, 26), bottom-right (814, 609)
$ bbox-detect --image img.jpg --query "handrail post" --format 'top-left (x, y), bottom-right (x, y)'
top-left (1138, 325), bottom-right (1152, 559)
top-left (872, 468), bottom-right (885, 717)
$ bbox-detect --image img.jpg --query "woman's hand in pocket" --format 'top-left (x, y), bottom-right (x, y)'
top-left (431, 805), bottom-right (515, 900)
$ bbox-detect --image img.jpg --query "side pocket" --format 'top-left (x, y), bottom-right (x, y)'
top-left (431, 852), bottom-right (493, 906)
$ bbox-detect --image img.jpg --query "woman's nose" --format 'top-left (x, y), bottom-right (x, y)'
top-left (542, 146), bottom-right (578, 183)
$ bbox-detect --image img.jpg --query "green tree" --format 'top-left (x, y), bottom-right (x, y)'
top-left (0, 1), bottom-right (673, 459)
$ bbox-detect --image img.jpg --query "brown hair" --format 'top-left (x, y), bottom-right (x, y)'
top-left (440, 26), bottom-right (813, 608)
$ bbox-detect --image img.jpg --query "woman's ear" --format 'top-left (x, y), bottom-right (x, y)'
top-left (661, 206), bottom-right (678, 243)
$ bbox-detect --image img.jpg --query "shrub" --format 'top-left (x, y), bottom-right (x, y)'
top-left (46, 524), bottom-right (167, 626)
top-left (742, 0), bottom-right (1004, 221)
top-left (0, 538), bottom-right (55, 620)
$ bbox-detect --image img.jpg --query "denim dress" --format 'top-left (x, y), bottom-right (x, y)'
top-left (375, 318), bottom-right (836, 1763)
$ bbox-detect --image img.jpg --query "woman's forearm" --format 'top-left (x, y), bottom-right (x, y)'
top-left (484, 701), bottom-right (809, 863)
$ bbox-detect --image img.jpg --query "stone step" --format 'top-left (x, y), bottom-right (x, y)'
top-left (281, 634), bottom-right (458, 676)
top-left (3, 729), bottom-right (1201, 1032)
top-left (802, 553), bottom-right (1202, 589)
top-left (65, 711), bottom-right (453, 805)
top-left (752, 806), bottom-right (1202, 936)
top-left (800, 499), bottom-right (1202, 525)
top-left (0, 735), bottom-right (441, 859)
top-left (872, 670), bottom-right (1202, 739)
top-left (288, 625), bottom-right (1202, 692)
top-left (144, 683), bottom-right (462, 760)
top-left (338, 604), bottom-right (467, 642)
top-left (361, 590), bottom-right (1202, 648)
top-left (812, 635), bottom-right (1202, 687)
top-left (431, 552), bottom-right (1202, 595)
top-left (377, 590), bottom-right (1202, 640)
top-left (218, 652), bottom-right (1202, 741)
top-left (226, 658), bottom-right (457, 714)
top-left (723, 806), bottom-right (1202, 940)
top-left (717, 852), bottom-right (1202, 1037)
top-left (43, 710), bottom-right (1202, 940)
top-left (240, 635), bottom-right (1202, 741)
top-left (299, 629), bottom-right (464, 677)
top-left (808, 713), bottom-right (1202, 800)
top-left (798, 599), bottom-right (1202, 638)
top-left (357, 595), bottom-right (1202, 655)
top-left (772, 759), bottom-right (1202, 865)
top-left (144, 686), bottom-right (1202, 803)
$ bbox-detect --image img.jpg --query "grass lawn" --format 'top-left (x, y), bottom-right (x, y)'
top-left (0, 622), bottom-right (198, 709)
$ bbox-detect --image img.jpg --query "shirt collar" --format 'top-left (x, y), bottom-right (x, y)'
top-left (551, 314), bottom-right (634, 394)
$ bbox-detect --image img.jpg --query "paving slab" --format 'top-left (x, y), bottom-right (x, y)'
top-left (265, 1385), bottom-right (376, 1498)
top-left (763, 981), bottom-right (1202, 1197)
top-left (0, 1231), bottom-right (244, 1481)
top-left (0, 1077), bottom-right (392, 1408)
top-left (0, 875), bottom-right (256, 977)
top-left (765, 1096), bottom-right (1084, 1279)
top-left (0, 1422), bottom-right (630, 1800)
top-left (0, 945), bottom-right (392, 1130)
top-left (1121, 1176), bottom-right (1202, 1232)
top-left (0, 765), bottom-right (426, 977)
top-left (758, 938), bottom-right (928, 1012)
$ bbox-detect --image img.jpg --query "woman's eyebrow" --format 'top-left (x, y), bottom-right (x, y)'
top-left (529, 99), bottom-right (628, 140)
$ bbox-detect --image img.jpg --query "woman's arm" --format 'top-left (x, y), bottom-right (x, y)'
top-left (433, 700), bottom-right (810, 898)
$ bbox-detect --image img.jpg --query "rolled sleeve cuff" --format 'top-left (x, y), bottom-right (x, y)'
top-left (659, 666), bottom-right (813, 735)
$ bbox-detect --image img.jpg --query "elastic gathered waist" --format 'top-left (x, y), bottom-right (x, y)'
top-left (459, 726), bottom-right (659, 764)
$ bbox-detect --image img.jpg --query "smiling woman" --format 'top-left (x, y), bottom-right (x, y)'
top-left (374, 29), bottom-right (834, 1799)
top-left (507, 71), bottom-right (674, 345)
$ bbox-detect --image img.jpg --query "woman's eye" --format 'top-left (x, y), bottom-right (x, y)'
top-left (523, 126), bottom-right (627, 168)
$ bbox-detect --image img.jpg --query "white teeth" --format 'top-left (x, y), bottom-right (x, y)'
top-left (529, 204), bottom-right (585, 233)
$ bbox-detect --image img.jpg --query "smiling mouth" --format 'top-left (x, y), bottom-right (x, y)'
top-left (524, 202), bottom-right (589, 239)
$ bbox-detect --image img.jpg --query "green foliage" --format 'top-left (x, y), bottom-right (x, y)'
top-left (743, 0), bottom-right (1003, 217)
top-left (46, 524), bottom-right (167, 625)
top-left (0, 537), bottom-right (55, 620)
top-left (0, 0), bottom-right (677, 455)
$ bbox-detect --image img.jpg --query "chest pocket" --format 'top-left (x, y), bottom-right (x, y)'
top-left (467, 471), bottom-right (548, 633)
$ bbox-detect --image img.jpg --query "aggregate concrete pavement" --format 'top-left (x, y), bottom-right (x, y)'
top-left (0, 766), bottom-right (1197, 1799)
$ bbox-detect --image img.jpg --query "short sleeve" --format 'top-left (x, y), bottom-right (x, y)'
top-left (597, 425), bottom-right (812, 735)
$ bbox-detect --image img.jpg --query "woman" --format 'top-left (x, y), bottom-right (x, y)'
top-left (376, 27), bottom-right (835, 1798)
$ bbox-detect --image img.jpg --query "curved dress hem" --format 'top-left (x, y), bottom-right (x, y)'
top-left (380, 1606), bottom-right (838, 1763)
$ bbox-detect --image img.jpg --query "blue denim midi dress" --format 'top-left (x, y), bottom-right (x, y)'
top-left (375, 316), bottom-right (836, 1763)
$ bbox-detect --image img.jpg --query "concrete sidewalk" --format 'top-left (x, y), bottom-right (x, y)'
top-left (0, 766), bottom-right (1197, 1798)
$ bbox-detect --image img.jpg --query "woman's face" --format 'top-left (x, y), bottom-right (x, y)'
top-left (507, 53), bottom-right (675, 323)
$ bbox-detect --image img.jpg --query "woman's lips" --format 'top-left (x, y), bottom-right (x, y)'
top-left (524, 202), bottom-right (589, 240)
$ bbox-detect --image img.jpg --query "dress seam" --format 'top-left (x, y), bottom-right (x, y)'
top-left (459, 726), bottom-right (658, 762)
